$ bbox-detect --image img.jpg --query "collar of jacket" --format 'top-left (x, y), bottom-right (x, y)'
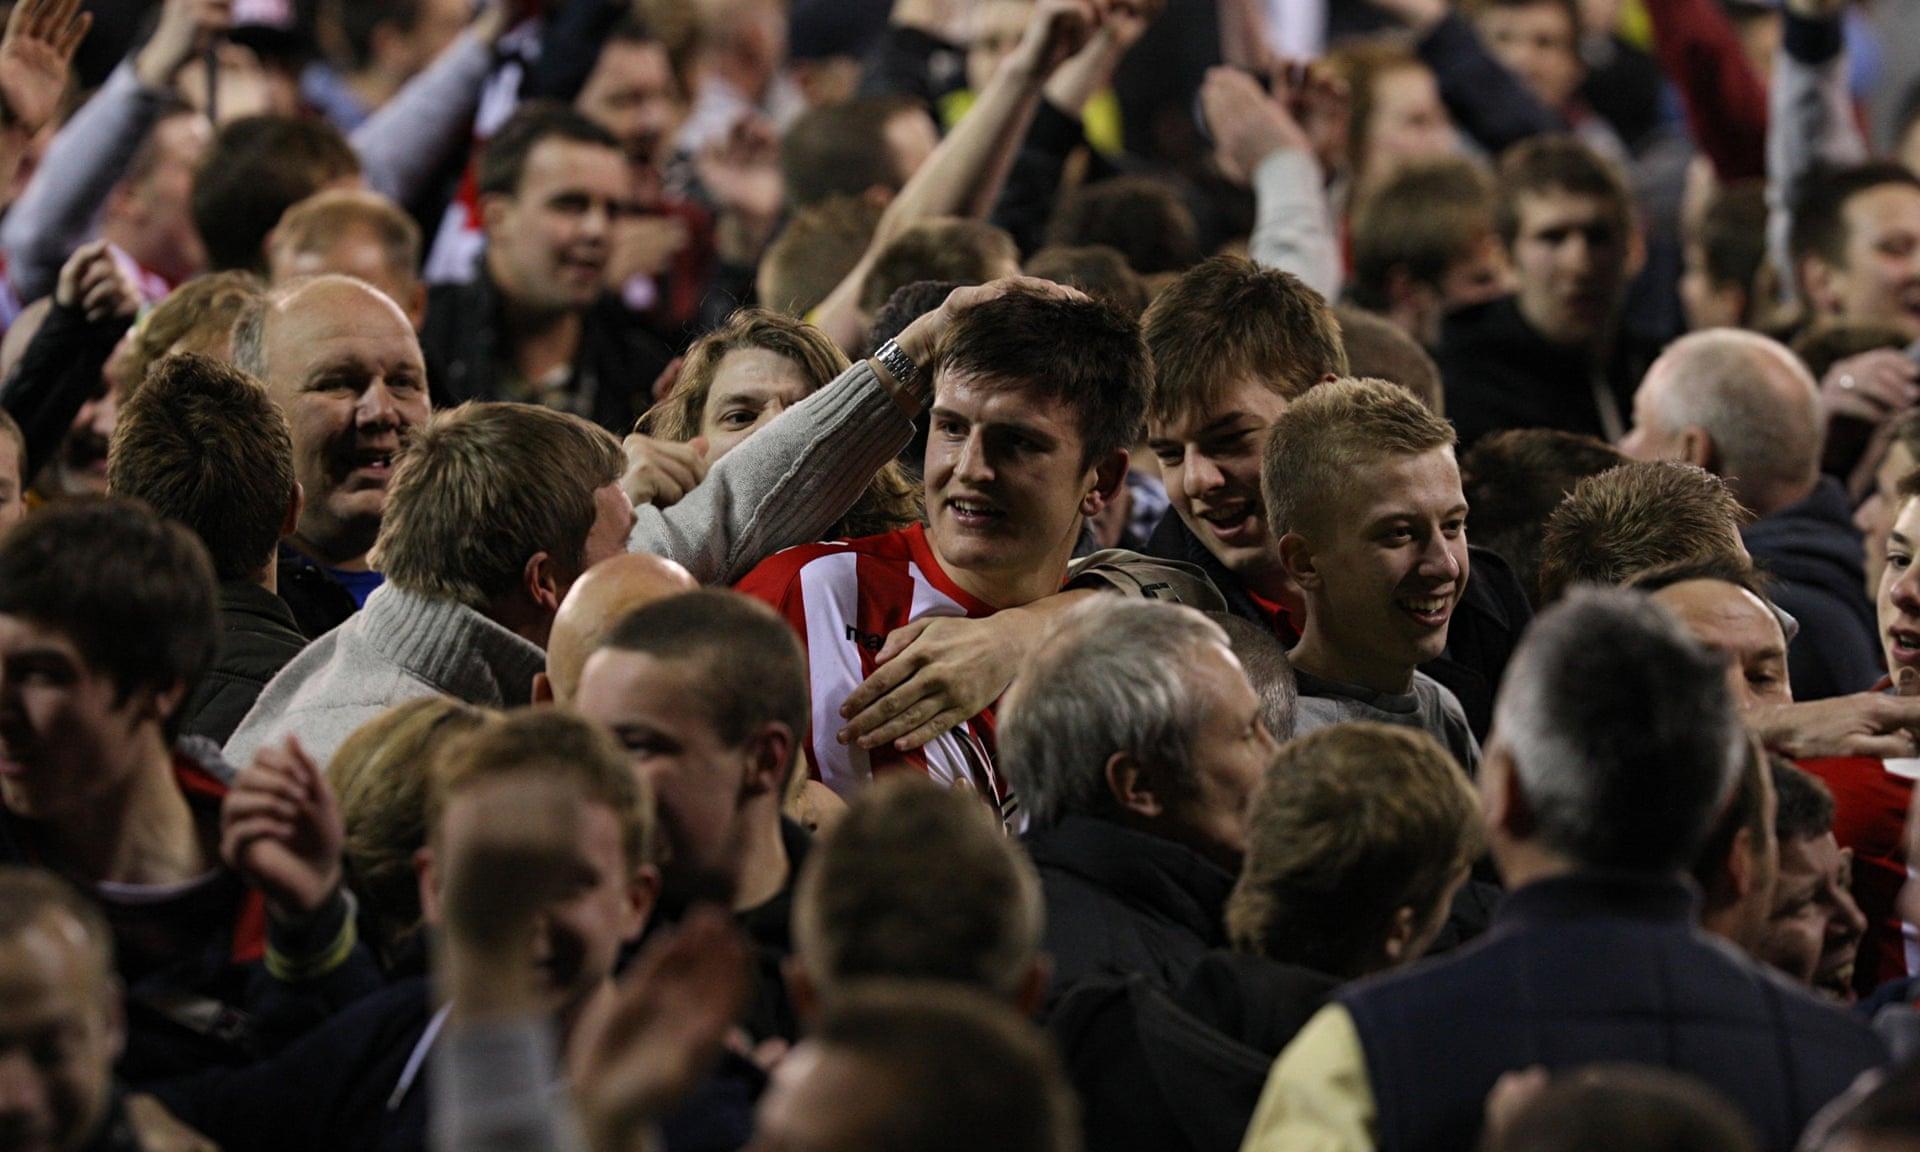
top-left (354, 584), bottom-right (546, 708)
top-left (1492, 871), bottom-right (1699, 932)
top-left (1026, 814), bottom-right (1237, 942)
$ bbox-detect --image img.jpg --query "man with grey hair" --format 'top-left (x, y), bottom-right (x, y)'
top-left (1001, 598), bottom-right (1279, 1006)
top-left (1619, 328), bottom-right (1880, 700)
top-left (1240, 589), bottom-right (1887, 1152)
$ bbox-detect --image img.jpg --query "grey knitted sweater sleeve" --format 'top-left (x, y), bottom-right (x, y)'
top-left (627, 360), bottom-right (916, 586)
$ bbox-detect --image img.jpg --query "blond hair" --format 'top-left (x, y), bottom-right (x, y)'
top-left (124, 271), bottom-right (266, 392)
top-left (1261, 376), bottom-right (1456, 539)
top-left (1227, 723), bottom-right (1483, 978)
top-left (329, 698), bottom-right (495, 964)
top-left (428, 708), bottom-right (655, 870)
top-left (371, 403), bottom-right (624, 607)
top-left (758, 195), bottom-right (883, 317)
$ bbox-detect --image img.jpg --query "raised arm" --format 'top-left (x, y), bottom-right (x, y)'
top-left (1366, 0), bottom-right (1565, 153)
top-left (1201, 66), bottom-right (1342, 300)
top-left (810, 0), bottom-right (1100, 352)
top-left (1640, 0), bottom-right (1768, 181)
top-left (350, 0), bottom-right (511, 206)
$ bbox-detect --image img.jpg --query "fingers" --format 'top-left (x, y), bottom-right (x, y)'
top-left (839, 662), bottom-right (922, 738)
top-left (1851, 733), bottom-right (1920, 760)
top-left (857, 697), bottom-right (957, 751)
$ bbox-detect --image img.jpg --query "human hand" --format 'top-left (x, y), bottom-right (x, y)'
top-left (1007, 0), bottom-right (1100, 81)
top-left (1202, 66), bottom-right (1311, 185)
top-left (1821, 350), bottom-right (1919, 426)
top-left (1749, 690), bottom-right (1920, 760)
top-left (0, 0), bottom-right (89, 134)
top-left (620, 434), bottom-right (710, 508)
top-left (838, 612), bottom-right (1035, 751)
top-left (891, 275), bottom-right (1087, 369)
top-left (133, 0), bottom-right (231, 91)
top-left (569, 908), bottom-right (750, 1152)
top-left (54, 241), bottom-right (142, 323)
top-left (124, 1095), bottom-right (219, 1152)
top-left (220, 735), bottom-right (345, 922)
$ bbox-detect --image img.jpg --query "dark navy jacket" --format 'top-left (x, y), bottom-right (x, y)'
top-left (1341, 873), bottom-right (1887, 1152)
top-left (1744, 477), bottom-right (1884, 702)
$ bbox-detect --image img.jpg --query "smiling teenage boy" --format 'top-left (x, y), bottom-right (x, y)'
top-left (1264, 377), bottom-right (1480, 771)
top-left (736, 285), bottom-right (1149, 824)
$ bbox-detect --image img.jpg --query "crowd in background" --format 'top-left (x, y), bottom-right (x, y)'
top-left (11, 0), bottom-right (1920, 1149)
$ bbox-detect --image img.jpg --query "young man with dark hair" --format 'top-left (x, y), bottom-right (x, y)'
top-left (420, 101), bottom-right (673, 435)
top-left (1435, 135), bottom-right (1643, 450)
top-left (1790, 161), bottom-right (1920, 337)
top-left (189, 116), bottom-right (364, 275)
top-left (107, 353), bottom-right (307, 745)
top-left (1349, 158), bottom-right (1512, 349)
top-left (1264, 378), bottom-right (1480, 770)
top-left (1682, 180), bottom-right (1770, 331)
top-left (0, 499), bottom-right (357, 1082)
top-left (574, 588), bottom-right (813, 1041)
top-left (738, 285), bottom-right (1150, 823)
top-left (780, 95), bottom-right (938, 210)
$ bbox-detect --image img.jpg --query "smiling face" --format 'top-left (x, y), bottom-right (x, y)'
top-left (1760, 832), bottom-right (1866, 1000)
top-left (1809, 184), bottom-right (1920, 336)
top-left (259, 281), bottom-right (430, 565)
top-left (1148, 380), bottom-right (1293, 594)
top-left (1286, 448), bottom-right (1470, 693)
top-left (483, 138), bottom-right (631, 315)
top-left (698, 349), bottom-right (816, 462)
top-left (1877, 495), bottom-right (1920, 676)
top-left (924, 371), bottom-right (1114, 609)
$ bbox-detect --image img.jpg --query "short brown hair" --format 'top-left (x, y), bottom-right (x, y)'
top-left (598, 590), bottom-right (810, 750)
top-left (1460, 429), bottom-right (1625, 607)
top-left (108, 352), bottom-right (295, 581)
top-left (1495, 136), bottom-right (1632, 251)
top-left (270, 189), bottom-right (422, 288)
top-left (124, 271), bottom-right (265, 391)
top-left (1327, 41), bottom-right (1427, 186)
top-left (780, 96), bottom-right (922, 209)
top-left (810, 982), bottom-right (1079, 1152)
top-left (1227, 723), bottom-right (1483, 978)
top-left (191, 116), bottom-right (362, 273)
top-left (428, 707), bottom-right (654, 869)
top-left (477, 101), bottom-right (621, 199)
top-left (933, 289), bottom-right (1149, 467)
top-left (330, 699), bottom-right (495, 965)
top-left (1045, 175), bottom-right (1199, 276)
top-left (1143, 256), bottom-right (1346, 426)
top-left (1335, 305), bottom-right (1445, 415)
top-left (795, 777), bottom-right (1043, 996)
top-left (758, 195), bottom-right (883, 316)
top-left (1261, 376), bottom-right (1456, 539)
top-left (858, 219), bottom-right (1018, 314)
top-left (1022, 244), bottom-right (1151, 319)
top-left (1350, 158), bottom-right (1498, 312)
top-left (1535, 461), bottom-right (1749, 605)
top-left (371, 403), bottom-right (624, 607)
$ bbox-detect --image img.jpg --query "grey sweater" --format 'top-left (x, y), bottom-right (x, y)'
top-left (1290, 664), bottom-right (1482, 773)
top-left (223, 584), bottom-right (544, 770)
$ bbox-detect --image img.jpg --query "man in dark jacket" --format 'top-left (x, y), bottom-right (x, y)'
top-left (107, 353), bottom-right (308, 745)
top-left (421, 101), bottom-right (673, 437)
top-left (1240, 590), bottom-right (1888, 1152)
top-left (1621, 328), bottom-right (1882, 700)
top-left (1001, 599), bottom-right (1282, 1005)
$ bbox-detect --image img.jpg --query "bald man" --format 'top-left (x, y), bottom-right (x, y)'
top-left (1620, 329), bottom-right (1880, 699)
top-left (535, 551), bottom-right (696, 705)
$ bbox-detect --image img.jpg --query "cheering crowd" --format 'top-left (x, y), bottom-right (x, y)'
top-left (7, 0), bottom-right (1920, 1147)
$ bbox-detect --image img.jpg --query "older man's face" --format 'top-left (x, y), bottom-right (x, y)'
top-left (258, 282), bottom-right (430, 565)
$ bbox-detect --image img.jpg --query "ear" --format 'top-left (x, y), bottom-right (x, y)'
top-left (404, 281), bottom-right (429, 331)
top-left (1726, 825), bottom-right (1756, 901)
top-left (742, 724), bottom-right (794, 800)
top-left (1104, 751), bottom-right (1164, 818)
top-left (143, 678), bottom-right (191, 731)
top-left (1799, 255), bottom-right (1840, 317)
top-left (783, 954), bottom-right (820, 1027)
top-left (1381, 905), bottom-right (1418, 966)
top-left (1480, 741), bottom-right (1535, 843)
top-left (522, 550), bottom-right (563, 615)
top-left (415, 845), bottom-right (441, 927)
top-left (283, 481), bottom-right (305, 538)
top-left (623, 862), bottom-right (661, 943)
top-left (1278, 529), bottom-right (1321, 592)
top-left (480, 193), bottom-right (514, 238)
top-left (531, 671), bottom-right (554, 706)
top-left (1384, 267), bottom-right (1438, 319)
top-left (1014, 955), bottom-right (1052, 1019)
top-left (1679, 426), bottom-right (1717, 472)
top-left (1079, 449), bottom-right (1130, 519)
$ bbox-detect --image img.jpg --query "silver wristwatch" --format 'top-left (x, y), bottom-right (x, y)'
top-left (871, 338), bottom-right (923, 395)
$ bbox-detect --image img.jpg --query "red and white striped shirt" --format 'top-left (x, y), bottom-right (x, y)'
top-left (736, 524), bottom-right (1015, 824)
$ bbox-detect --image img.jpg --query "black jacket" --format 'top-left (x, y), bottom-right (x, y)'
top-left (422, 267), bottom-right (674, 436)
top-left (180, 582), bottom-right (309, 747)
top-left (1050, 952), bottom-right (1338, 1152)
top-left (277, 543), bottom-right (362, 641)
top-left (1142, 511), bottom-right (1531, 743)
top-left (1343, 873), bottom-right (1888, 1152)
top-left (1744, 477), bottom-right (1884, 701)
top-left (1433, 295), bottom-right (1646, 452)
top-left (1026, 815), bottom-right (1235, 1009)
